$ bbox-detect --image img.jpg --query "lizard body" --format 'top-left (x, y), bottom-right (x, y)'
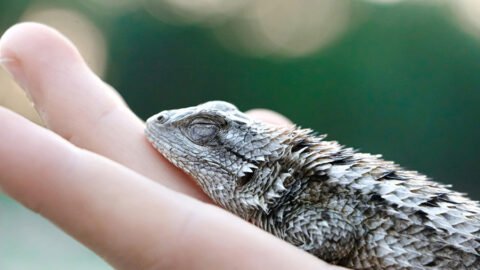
top-left (145, 101), bottom-right (480, 269)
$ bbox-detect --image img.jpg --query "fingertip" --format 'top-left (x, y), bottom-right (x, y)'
top-left (0, 22), bottom-right (90, 109)
top-left (246, 109), bottom-right (293, 127)
top-left (0, 22), bottom-right (126, 136)
top-left (0, 105), bottom-right (72, 171)
top-left (0, 22), bottom-right (83, 65)
top-left (0, 107), bottom-right (74, 207)
top-left (0, 105), bottom-right (34, 139)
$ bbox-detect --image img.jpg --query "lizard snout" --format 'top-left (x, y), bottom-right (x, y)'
top-left (147, 111), bottom-right (169, 126)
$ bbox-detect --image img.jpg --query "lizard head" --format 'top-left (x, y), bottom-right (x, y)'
top-left (145, 101), bottom-right (294, 217)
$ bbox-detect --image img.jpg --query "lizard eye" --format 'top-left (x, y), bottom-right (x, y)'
top-left (187, 121), bottom-right (220, 145)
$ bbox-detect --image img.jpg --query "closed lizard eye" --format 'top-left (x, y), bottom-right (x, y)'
top-left (187, 119), bottom-right (220, 145)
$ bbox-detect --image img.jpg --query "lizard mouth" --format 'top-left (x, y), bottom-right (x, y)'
top-left (145, 124), bottom-right (173, 153)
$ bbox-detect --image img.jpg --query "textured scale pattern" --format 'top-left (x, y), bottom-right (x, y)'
top-left (145, 101), bottom-right (480, 269)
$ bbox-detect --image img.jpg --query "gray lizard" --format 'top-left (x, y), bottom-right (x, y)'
top-left (145, 101), bottom-right (480, 269)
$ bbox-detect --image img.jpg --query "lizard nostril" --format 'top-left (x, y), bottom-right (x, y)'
top-left (156, 114), bottom-right (168, 124)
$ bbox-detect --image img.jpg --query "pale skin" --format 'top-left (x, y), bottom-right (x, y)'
top-left (0, 23), bottom-right (347, 270)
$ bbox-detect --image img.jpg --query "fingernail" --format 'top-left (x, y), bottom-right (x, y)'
top-left (0, 57), bottom-right (14, 65)
top-left (0, 56), bottom-right (30, 97)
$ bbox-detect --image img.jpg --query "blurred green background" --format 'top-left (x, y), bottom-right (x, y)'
top-left (0, 0), bottom-right (479, 269)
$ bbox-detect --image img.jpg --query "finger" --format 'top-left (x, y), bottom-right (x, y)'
top-left (246, 109), bottom-right (294, 126)
top-left (0, 108), bottom-right (340, 270)
top-left (0, 23), bottom-right (207, 200)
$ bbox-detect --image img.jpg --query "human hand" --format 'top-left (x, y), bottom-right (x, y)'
top-left (0, 23), bottom-right (347, 270)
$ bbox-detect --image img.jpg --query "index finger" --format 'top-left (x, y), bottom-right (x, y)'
top-left (0, 107), bottom-right (338, 270)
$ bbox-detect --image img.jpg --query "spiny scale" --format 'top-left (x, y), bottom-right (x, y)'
top-left (145, 101), bottom-right (480, 269)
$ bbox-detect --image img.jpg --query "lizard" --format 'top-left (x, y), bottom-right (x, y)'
top-left (145, 100), bottom-right (480, 269)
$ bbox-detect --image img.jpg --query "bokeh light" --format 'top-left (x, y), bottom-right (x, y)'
top-left (144, 0), bottom-right (251, 25)
top-left (21, 4), bottom-right (107, 76)
top-left (450, 0), bottom-right (480, 39)
top-left (82, 0), bottom-right (140, 16)
top-left (362, 0), bottom-right (405, 4)
top-left (215, 0), bottom-right (351, 58)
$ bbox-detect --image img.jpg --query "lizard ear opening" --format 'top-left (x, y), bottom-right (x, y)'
top-left (237, 170), bottom-right (255, 187)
